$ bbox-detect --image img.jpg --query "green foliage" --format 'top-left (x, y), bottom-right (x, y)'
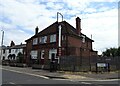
top-left (117, 47), bottom-right (120, 56)
top-left (17, 52), bottom-right (24, 63)
top-left (102, 47), bottom-right (120, 57)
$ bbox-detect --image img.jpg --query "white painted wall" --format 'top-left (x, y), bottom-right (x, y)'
top-left (1, 48), bottom-right (23, 60)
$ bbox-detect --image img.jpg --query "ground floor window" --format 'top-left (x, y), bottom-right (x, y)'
top-left (30, 50), bottom-right (38, 59)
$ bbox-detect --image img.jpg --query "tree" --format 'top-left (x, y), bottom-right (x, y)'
top-left (17, 52), bottom-right (24, 63)
top-left (110, 48), bottom-right (118, 57)
top-left (116, 47), bottom-right (120, 56)
top-left (102, 47), bottom-right (119, 57)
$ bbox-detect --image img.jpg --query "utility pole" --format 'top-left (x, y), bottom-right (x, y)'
top-left (0, 30), bottom-right (4, 63)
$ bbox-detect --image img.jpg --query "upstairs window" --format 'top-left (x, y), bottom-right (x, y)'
top-left (62, 35), bottom-right (66, 41)
top-left (81, 35), bottom-right (85, 43)
top-left (33, 38), bottom-right (38, 45)
top-left (50, 34), bottom-right (56, 42)
top-left (3, 49), bottom-right (5, 54)
top-left (39, 36), bottom-right (47, 44)
top-left (9, 49), bottom-right (11, 53)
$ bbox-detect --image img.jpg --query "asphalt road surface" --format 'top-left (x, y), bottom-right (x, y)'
top-left (1, 69), bottom-right (119, 86)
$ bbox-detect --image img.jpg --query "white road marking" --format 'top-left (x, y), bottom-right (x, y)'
top-left (9, 82), bottom-right (15, 84)
top-left (95, 79), bottom-right (120, 81)
top-left (2, 68), bottom-right (49, 79)
top-left (78, 79), bottom-right (120, 82)
top-left (52, 78), bottom-right (69, 81)
top-left (81, 82), bottom-right (92, 84)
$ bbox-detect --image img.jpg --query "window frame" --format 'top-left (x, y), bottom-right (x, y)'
top-left (33, 38), bottom-right (38, 45)
top-left (50, 34), bottom-right (56, 43)
top-left (39, 36), bottom-right (47, 44)
top-left (81, 35), bottom-right (85, 43)
top-left (30, 50), bottom-right (38, 59)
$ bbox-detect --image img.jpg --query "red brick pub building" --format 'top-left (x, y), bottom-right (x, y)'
top-left (25, 17), bottom-right (98, 70)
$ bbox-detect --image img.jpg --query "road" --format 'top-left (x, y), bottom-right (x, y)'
top-left (1, 69), bottom-right (119, 86)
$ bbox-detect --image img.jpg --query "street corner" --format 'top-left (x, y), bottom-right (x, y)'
top-left (61, 74), bottom-right (89, 80)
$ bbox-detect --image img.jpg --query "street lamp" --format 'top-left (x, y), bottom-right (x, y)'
top-left (0, 30), bottom-right (4, 61)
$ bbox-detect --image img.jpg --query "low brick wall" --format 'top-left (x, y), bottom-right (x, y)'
top-left (32, 64), bottom-right (50, 70)
top-left (9, 63), bottom-right (16, 67)
top-left (32, 64), bottom-right (42, 69)
top-left (16, 63), bottom-right (27, 67)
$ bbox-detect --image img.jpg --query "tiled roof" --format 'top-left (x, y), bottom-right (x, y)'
top-left (25, 21), bottom-right (94, 42)
top-left (2, 44), bottom-right (26, 49)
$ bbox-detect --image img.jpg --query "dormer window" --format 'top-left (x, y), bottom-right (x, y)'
top-left (33, 38), bottom-right (38, 45)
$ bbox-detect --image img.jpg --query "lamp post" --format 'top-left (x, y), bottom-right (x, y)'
top-left (0, 30), bottom-right (4, 61)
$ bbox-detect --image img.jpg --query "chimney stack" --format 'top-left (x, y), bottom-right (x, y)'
top-left (76, 17), bottom-right (81, 35)
top-left (35, 26), bottom-right (39, 34)
top-left (10, 41), bottom-right (15, 47)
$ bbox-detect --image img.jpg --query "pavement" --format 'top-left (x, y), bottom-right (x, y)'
top-left (1, 65), bottom-right (120, 81)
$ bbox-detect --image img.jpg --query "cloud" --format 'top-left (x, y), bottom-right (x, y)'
top-left (81, 9), bottom-right (118, 53)
top-left (0, 0), bottom-right (118, 55)
top-left (63, 7), bottom-right (118, 54)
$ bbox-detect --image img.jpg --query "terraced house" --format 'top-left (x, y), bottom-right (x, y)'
top-left (1, 41), bottom-right (26, 63)
top-left (25, 17), bottom-right (98, 70)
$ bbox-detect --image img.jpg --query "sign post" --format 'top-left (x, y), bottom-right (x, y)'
top-left (96, 63), bottom-right (109, 73)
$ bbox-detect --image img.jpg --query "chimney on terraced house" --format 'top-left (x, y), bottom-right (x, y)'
top-left (35, 26), bottom-right (39, 35)
top-left (76, 17), bottom-right (81, 35)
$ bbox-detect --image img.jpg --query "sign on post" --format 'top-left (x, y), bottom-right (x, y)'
top-left (97, 63), bottom-right (106, 67)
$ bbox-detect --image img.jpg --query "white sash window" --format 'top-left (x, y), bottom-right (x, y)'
top-left (33, 38), bottom-right (38, 45)
top-left (50, 34), bottom-right (56, 42)
top-left (31, 50), bottom-right (38, 59)
top-left (39, 36), bottom-right (47, 44)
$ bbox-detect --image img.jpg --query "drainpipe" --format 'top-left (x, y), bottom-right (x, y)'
top-left (57, 12), bottom-right (63, 65)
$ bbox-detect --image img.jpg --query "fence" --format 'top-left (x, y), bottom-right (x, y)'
top-left (97, 56), bottom-right (120, 71)
top-left (59, 56), bottom-right (97, 72)
top-left (59, 56), bottom-right (120, 72)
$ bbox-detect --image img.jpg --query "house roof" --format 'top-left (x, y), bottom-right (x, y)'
top-left (25, 21), bottom-right (94, 42)
top-left (2, 44), bottom-right (26, 49)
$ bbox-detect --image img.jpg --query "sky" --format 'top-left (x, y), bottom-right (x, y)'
top-left (0, 0), bottom-right (119, 55)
